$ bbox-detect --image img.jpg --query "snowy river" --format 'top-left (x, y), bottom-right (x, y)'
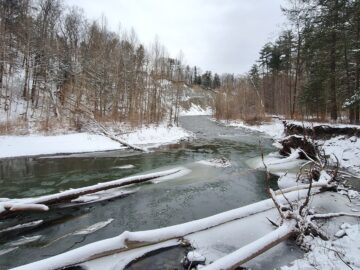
top-left (0, 116), bottom-right (302, 269)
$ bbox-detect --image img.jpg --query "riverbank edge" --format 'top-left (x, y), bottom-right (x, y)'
top-left (0, 124), bottom-right (193, 159)
top-left (216, 117), bottom-right (360, 176)
top-left (216, 117), bottom-right (360, 270)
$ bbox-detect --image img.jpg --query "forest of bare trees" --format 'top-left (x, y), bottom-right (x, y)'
top-left (0, 0), bottom-right (222, 134)
top-left (216, 0), bottom-right (360, 124)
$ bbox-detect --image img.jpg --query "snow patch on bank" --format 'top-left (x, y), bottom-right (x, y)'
top-left (282, 224), bottom-right (360, 270)
top-left (180, 103), bottom-right (212, 116)
top-left (0, 124), bottom-right (192, 158)
top-left (319, 136), bottom-right (360, 175)
top-left (218, 119), bottom-right (284, 139)
top-left (119, 124), bottom-right (191, 148)
top-left (0, 133), bottom-right (125, 159)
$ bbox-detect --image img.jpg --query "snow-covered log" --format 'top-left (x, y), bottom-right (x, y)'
top-left (12, 190), bottom-right (310, 270)
top-left (274, 181), bottom-right (333, 195)
top-left (275, 170), bottom-right (336, 195)
top-left (99, 127), bottom-right (146, 152)
top-left (89, 118), bottom-right (146, 152)
top-left (8, 203), bottom-right (49, 212)
top-left (201, 220), bottom-right (297, 270)
top-left (0, 168), bottom-right (182, 218)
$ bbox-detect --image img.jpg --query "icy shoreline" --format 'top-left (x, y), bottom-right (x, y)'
top-left (219, 117), bottom-right (360, 270)
top-left (219, 118), bottom-right (360, 176)
top-left (0, 124), bottom-right (191, 159)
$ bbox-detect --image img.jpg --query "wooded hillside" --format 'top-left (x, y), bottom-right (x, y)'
top-left (0, 0), bottom-right (220, 133)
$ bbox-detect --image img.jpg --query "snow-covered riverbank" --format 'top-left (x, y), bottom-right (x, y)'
top-left (219, 118), bottom-right (360, 176)
top-left (0, 124), bottom-right (191, 159)
top-left (0, 103), bottom-right (212, 159)
top-left (218, 117), bottom-right (360, 270)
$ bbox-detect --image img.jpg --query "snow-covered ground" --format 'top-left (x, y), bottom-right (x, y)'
top-left (282, 224), bottom-right (360, 270)
top-left (180, 103), bottom-right (212, 116)
top-left (220, 117), bottom-right (360, 270)
top-left (319, 136), bottom-right (360, 175)
top-left (217, 119), bottom-right (284, 139)
top-left (220, 118), bottom-right (360, 176)
top-left (119, 124), bottom-right (191, 148)
top-left (0, 124), bottom-right (192, 159)
top-left (0, 133), bottom-right (125, 159)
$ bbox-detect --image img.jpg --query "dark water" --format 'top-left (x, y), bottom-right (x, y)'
top-left (0, 116), bottom-right (279, 269)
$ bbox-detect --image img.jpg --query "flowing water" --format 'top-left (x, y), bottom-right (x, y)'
top-left (0, 116), bottom-right (300, 269)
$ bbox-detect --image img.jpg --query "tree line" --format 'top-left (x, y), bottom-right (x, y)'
top-left (0, 0), bottom-right (221, 132)
top-left (216, 0), bottom-right (360, 123)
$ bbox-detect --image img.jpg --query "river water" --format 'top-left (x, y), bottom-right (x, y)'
top-left (0, 116), bottom-right (296, 269)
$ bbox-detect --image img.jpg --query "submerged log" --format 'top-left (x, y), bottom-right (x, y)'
top-left (0, 168), bottom-right (182, 219)
top-left (12, 189), bottom-right (312, 270)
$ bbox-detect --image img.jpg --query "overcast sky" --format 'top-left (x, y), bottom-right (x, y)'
top-left (65, 0), bottom-right (286, 74)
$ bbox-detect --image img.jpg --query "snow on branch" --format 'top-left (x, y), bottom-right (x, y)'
top-left (201, 220), bottom-right (298, 270)
top-left (0, 168), bottom-right (183, 218)
top-left (12, 190), bottom-right (310, 270)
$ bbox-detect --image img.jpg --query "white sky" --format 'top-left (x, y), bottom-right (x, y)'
top-left (64, 0), bottom-right (286, 74)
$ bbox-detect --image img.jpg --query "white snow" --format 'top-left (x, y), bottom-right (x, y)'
top-left (119, 124), bottom-right (191, 149)
top-left (187, 251), bottom-right (206, 262)
top-left (0, 247), bottom-right (18, 256)
top-left (44, 219), bottom-right (115, 248)
top-left (277, 173), bottom-right (298, 189)
top-left (151, 167), bottom-right (191, 183)
top-left (282, 224), bottom-right (360, 270)
top-left (320, 135), bottom-right (360, 175)
top-left (82, 239), bottom-right (180, 270)
top-left (9, 235), bottom-right (42, 246)
top-left (114, 165), bottom-right (135, 169)
top-left (180, 103), bottom-right (213, 116)
top-left (13, 189), bottom-right (311, 270)
top-left (73, 219), bottom-right (114, 235)
top-left (201, 220), bottom-right (297, 270)
top-left (247, 151), bottom-right (305, 174)
top-left (0, 168), bottom-right (184, 215)
top-left (224, 117), bottom-right (360, 176)
top-left (289, 120), bottom-right (360, 129)
top-left (0, 220), bottom-right (43, 233)
top-left (69, 188), bottom-right (137, 204)
top-left (0, 133), bottom-right (126, 159)
top-left (197, 158), bottom-right (231, 168)
top-left (218, 119), bottom-right (285, 139)
top-left (0, 124), bottom-right (192, 159)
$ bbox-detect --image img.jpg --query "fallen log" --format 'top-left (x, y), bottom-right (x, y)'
top-left (201, 220), bottom-right (297, 270)
top-left (0, 168), bottom-right (182, 218)
top-left (63, 99), bottom-right (146, 152)
top-left (12, 189), bottom-right (312, 270)
top-left (88, 118), bottom-right (146, 152)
